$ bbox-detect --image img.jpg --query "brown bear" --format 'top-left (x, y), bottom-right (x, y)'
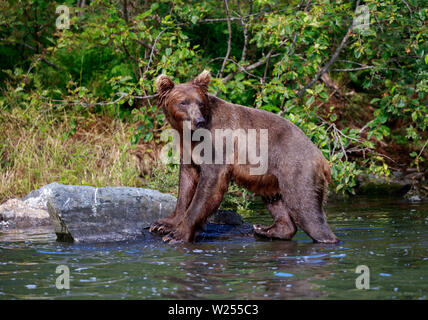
top-left (149, 70), bottom-right (339, 244)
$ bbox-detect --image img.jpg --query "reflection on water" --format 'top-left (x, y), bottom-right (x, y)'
top-left (0, 197), bottom-right (427, 299)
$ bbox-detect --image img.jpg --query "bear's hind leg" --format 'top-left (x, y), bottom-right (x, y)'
top-left (254, 197), bottom-right (297, 240)
top-left (280, 183), bottom-right (339, 244)
top-left (292, 206), bottom-right (339, 243)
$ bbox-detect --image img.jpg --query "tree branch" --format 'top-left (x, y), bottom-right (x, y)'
top-left (218, 0), bottom-right (232, 78)
top-left (222, 50), bottom-right (280, 83)
top-left (0, 38), bottom-right (63, 70)
top-left (237, 0), bottom-right (252, 62)
top-left (332, 65), bottom-right (375, 72)
top-left (297, 0), bottom-right (361, 98)
top-left (48, 92), bottom-right (157, 107)
top-left (402, 0), bottom-right (413, 20)
top-left (145, 27), bottom-right (168, 73)
top-left (135, 39), bottom-right (156, 52)
top-left (194, 17), bottom-right (242, 24)
top-left (417, 140), bottom-right (428, 158)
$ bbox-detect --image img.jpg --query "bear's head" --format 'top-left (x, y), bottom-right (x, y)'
top-left (155, 70), bottom-right (211, 131)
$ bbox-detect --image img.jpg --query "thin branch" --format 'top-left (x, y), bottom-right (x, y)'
top-left (332, 66), bottom-right (375, 72)
top-left (47, 92), bottom-right (157, 107)
top-left (39, 57), bottom-right (62, 70)
top-left (145, 27), bottom-right (168, 73)
top-left (134, 94), bottom-right (158, 100)
top-left (135, 39), bottom-right (156, 52)
top-left (0, 37), bottom-right (36, 51)
top-left (222, 50), bottom-right (280, 83)
top-left (240, 19), bottom-right (249, 62)
top-left (0, 38), bottom-right (63, 70)
top-left (347, 147), bottom-right (402, 165)
top-left (210, 57), bottom-right (262, 81)
top-left (297, 0), bottom-right (361, 98)
top-left (48, 92), bottom-right (128, 107)
top-left (297, 28), bottom-right (353, 97)
top-left (218, 0), bottom-right (232, 78)
top-left (337, 60), bottom-right (366, 66)
top-left (237, 0), bottom-right (252, 62)
top-left (187, 8), bottom-right (288, 25)
top-left (402, 0), bottom-right (413, 20)
top-left (304, 0), bottom-right (312, 11)
top-left (122, 0), bottom-right (129, 24)
top-left (417, 140), bottom-right (428, 158)
top-left (194, 17), bottom-right (242, 24)
top-left (263, 51), bottom-right (272, 84)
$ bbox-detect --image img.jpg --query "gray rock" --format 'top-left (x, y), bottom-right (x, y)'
top-left (22, 183), bottom-right (58, 208)
top-left (356, 173), bottom-right (412, 195)
top-left (46, 184), bottom-right (176, 243)
top-left (208, 209), bottom-right (244, 225)
top-left (1, 182), bottom-right (252, 243)
top-left (0, 190), bottom-right (53, 229)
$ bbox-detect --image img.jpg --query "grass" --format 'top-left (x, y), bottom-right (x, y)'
top-left (0, 105), bottom-right (179, 203)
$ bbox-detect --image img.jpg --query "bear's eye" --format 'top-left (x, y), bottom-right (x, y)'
top-left (179, 101), bottom-right (187, 107)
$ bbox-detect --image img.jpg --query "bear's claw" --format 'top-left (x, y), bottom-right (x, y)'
top-left (149, 220), bottom-right (175, 235)
top-left (161, 227), bottom-right (192, 243)
top-left (162, 234), bottom-right (184, 244)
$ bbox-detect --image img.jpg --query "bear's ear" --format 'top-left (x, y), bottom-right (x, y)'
top-left (193, 70), bottom-right (211, 91)
top-left (155, 74), bottom-right (175, 94)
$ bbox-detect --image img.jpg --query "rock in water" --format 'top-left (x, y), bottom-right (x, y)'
top-left (0, 183), bottom-right (55, 229)
top-left (1, 183), bottom-right (252, 243)
top-left (46, 184), bottom-right (176, 243)
top-left (208, 209), bottom-right (244, 225)
top-left (0, 198), bottom-right (51, 229)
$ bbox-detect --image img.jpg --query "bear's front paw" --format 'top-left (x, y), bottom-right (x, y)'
top-left (161, 227), bottom-right (193, 243)
top-left (149, 219), bottom-right (176, 235)
top-left (162, 233), bottom-right (184, 244)
top-left (253, 224), bottom-right (270, 234)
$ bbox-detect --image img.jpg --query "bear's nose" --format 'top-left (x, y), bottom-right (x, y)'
top-left (195, 117), bottom-right (206, 128)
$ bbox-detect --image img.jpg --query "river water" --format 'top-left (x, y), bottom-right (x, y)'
top-left (0, 196), bottom-right (427, 299)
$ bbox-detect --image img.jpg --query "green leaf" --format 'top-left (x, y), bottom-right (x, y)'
top-left (306, 96), bottom-right (315, 106)
top-left (319, 91), bottom-right (328, 100)
top-left (191, 16), bottom-right (199, 24)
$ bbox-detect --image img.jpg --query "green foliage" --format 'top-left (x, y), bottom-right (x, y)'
top-left (1, 0), bottom-right (427, 198)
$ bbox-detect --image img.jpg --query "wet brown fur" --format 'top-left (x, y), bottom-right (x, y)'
top-left (150, 70), bottom-right (339, 244)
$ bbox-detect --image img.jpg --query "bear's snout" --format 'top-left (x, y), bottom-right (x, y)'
top-left (194, 117), bottom-right (206, 129)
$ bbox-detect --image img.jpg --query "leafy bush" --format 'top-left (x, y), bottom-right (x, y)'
top-left (0, 0), bottom-right (427, 200)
